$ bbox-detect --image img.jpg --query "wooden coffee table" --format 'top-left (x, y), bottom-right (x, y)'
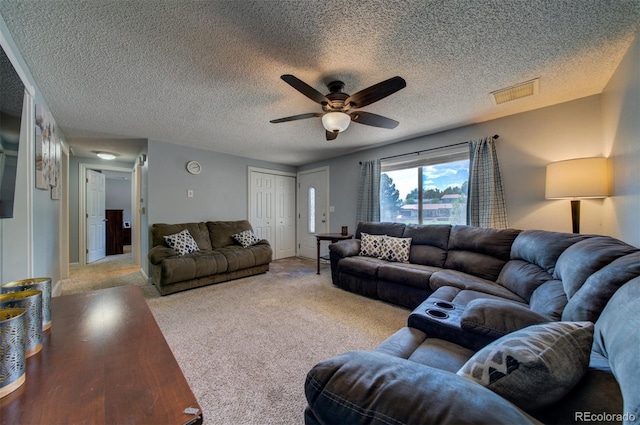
top-left (0, 285), bottom-right (203, 425)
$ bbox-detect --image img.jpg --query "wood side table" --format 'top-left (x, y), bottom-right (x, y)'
top-left (315, 233), bottom-right (353, 274)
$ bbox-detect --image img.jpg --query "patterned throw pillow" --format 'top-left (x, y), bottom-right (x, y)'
top-left (379, 236), bottom-right (412, 263)
top-left (359, 233), bottom-right (386, 258)
top-left (232, 229), bottom-right (260, 248)
top-left (457, 321), bottom-right (594, 410)
top-left (164, 229), bottom-right (199, 255)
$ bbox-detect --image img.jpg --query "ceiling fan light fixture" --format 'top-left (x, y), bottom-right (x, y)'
top-left (322, 112), bottom-right (351, 133)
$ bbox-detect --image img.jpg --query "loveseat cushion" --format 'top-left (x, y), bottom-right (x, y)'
top-left (355, 221), bottom-right (405, 238)
top-left (305, 350), bottom-right (540, 425)
top-left (207, 220), bottom-right (255, 249)
top-left (457, 321), bottom-right (594, 411)
top-left (156, 250), bottom-right (229, 284)
top-left (152, 222), bottom-right (212, 250)
top-left (215, 241), bottom-right (272, 272)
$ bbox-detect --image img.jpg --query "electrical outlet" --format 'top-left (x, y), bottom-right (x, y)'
top-left (187, 189), bottom-right (194, 198)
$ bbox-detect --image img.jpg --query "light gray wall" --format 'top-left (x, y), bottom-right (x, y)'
top-left (300, 95), bottom-right (612, 238)
top-left (68, 156), bottom-right (134, 263)
top-left (602, 30), bottom-right (640, 247)
top-left (106, 177), bottom-right (132, 225)
top-left (0, 14), bottom-right (62, 284)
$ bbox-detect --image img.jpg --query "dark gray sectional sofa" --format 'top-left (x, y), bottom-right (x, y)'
top-left (148, 220), bottom-right (272, 295)
top-left (306, 222), bottom-right (640, 424)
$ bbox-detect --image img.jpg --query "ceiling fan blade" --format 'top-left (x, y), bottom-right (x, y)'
top-left (326, 130), bottom-right (338, 141)
top-left (350, 111), bottom-right (399, 129)
top-left (281, 75), bottom-right (330, 104)
top-left (345, 76), bottom-right (406, 109)
top-left (270, 112), bottom-right (323, 124)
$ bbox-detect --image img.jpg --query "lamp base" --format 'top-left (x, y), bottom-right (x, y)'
top-left (570, 200), bottom-right (580, 234)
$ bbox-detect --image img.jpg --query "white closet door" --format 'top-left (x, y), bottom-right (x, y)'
top-left (250, 171), bottom-right (275, 242)
top-left (275, 175), bottom-right (296, 259)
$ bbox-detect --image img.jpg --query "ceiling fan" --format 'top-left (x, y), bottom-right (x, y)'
top-left (270, 74), bottom-right (406, 140)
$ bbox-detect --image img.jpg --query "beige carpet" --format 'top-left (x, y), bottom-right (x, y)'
top-left (61, 257), bottom-right (410, 424)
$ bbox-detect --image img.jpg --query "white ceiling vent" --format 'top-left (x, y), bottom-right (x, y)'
top-left (490, 78), bottom-right (540, 105)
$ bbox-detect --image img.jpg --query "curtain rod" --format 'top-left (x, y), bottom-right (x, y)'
top-left (373, 134), bottom-right (499, 163)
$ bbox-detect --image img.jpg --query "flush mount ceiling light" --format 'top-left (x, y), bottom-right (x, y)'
top-left (322, 112), bottom-right (351, 134)
top-left (95, 151), bottom-right (117, 160)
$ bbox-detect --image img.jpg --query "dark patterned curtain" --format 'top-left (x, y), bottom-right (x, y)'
top-left (467, 137), bottom-right (508, 228)
top-left (356, 160), bottom-right (381, 223)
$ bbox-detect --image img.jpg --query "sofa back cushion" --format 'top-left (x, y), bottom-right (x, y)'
top-left (402, 224), bottom-right (451, 267)
top-left (151, 222), bottom-right (212, 250)
top-left (562, 251), bottom-right (640, 322)
top-left (355, 222), bottom-right (405, 239)
top-left (591, 276), bottom-right (640, 420)
top-left (444, 226), bottom-right (521, 281)
top-left (554, 237), bottom-right (638, 299)
top-left (207, 220), bottom-right (255, 249)
top-left (497, 230), bottom-right (589, 302)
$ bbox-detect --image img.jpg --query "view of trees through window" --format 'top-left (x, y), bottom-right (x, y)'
top-left (380, 159), bottom-right (469, 225)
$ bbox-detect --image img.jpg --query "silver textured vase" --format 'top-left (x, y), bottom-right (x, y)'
top-left (0, 308), bottom-right (26, 399)
top-left (1, 277), bottom-right (52, 331)
top-left (0, 290), bottom-right (43, 357)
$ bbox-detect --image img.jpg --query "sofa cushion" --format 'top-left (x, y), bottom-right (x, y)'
top-left (152, 222), bottom-right (212, 250)
top-left (497, 260), bottom-right (554, 302)
top-left (358, 232), bottom-right (386, 258)
top-left (164, 229), bottom-right (200, 255)
top-left (377, 262), bottom-right (439, 290)
top-left (460, 299), bottom-right (550, 339)
top-left (457, 321), bottom-right (594, 410)
top-left (232, 229), bottom-right (260, 248)
top-left (509, 230), bottom-right (590, 276)
top-left (338, 256), bottom-right (386, 278)
top-left (402, 224), bottom-right (451, 267)
top-left (306, 350), bottom-right (540, 425)
top-left (379, 236), bottom-right (411, 263)
top-left (355, 221), bottom-right (405, 239)
top-left (528, 279), bottom-right (568, 321)
top-left (430, 269), bottom-right (527, 303)
top-left (207, 220), bottom-right (254, 249)
top-left (444, 226), bottom-right (521, 281)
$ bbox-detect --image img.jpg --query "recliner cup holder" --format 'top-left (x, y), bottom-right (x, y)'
top-left (425, 309), bottom-right (449, 319)
top-left (434, 301), bottom-right (455, 310)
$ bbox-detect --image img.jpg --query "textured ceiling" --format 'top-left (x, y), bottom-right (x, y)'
top-left (1, 1), bottom-right (639, 165)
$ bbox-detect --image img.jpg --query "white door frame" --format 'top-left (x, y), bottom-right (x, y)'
top-left (296, 166), bottom-right (330, 257)
top-left (78, 163), bottom-right (136, 267)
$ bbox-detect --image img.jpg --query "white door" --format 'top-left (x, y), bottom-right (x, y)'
top-left (86, 169), bottom-right (106, 264)
top-left (250, 171), bottom-right (275, 242)
top-left (275, 175), bottom-right (296, 259)
top-left (297, 168), bottom-right (329, 259)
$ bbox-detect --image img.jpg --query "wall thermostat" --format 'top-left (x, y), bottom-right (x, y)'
top-left (186, 161), bottom-right (202, 175)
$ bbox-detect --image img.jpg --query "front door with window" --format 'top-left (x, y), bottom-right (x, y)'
top-left (297, 168), bottom-right (328, 259)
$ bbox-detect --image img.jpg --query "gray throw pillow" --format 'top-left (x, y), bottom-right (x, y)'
top-left (457, 321), bottom-right (593, 410)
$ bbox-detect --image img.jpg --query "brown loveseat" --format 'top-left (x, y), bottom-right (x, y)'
top-left (148, 220), bottom-right (272, 295)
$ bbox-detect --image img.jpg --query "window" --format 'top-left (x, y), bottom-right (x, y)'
top-left (308, 187), bottom-right (316, 233)
top-left (380, 146), bottom-right (469, 225)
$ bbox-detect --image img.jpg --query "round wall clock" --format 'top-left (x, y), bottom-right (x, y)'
top-left (186, 161), bottom-right (202, 175)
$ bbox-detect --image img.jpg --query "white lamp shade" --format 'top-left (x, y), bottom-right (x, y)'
top-left (322, 112), bottom-right (351, 133)
top-left (545, 157), bottom-right (609, 199)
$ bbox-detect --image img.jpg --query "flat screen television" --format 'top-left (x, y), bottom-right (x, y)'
top-left (0, 43), bottom-right (25, 218)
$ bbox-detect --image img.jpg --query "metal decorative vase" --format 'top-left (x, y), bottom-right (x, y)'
top-left (0, 290), bottom-right (43, 357)
top-left (0, 308), bottom-right (27, 399)
top-left (1, 277), bottom-right (52, 331)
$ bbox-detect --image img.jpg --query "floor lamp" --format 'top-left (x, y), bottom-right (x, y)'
top-left (545, 157), bottom-right (609, 234)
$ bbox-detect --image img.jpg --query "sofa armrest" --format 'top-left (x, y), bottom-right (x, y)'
top-left (305, 350), bottom-right (540, 425)
top-left (328, 239), bottom-right (360, 258)
top-left (461, 299), bottom-right (550, 339)
top-left (147, 245), bottom-right (177, 265)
